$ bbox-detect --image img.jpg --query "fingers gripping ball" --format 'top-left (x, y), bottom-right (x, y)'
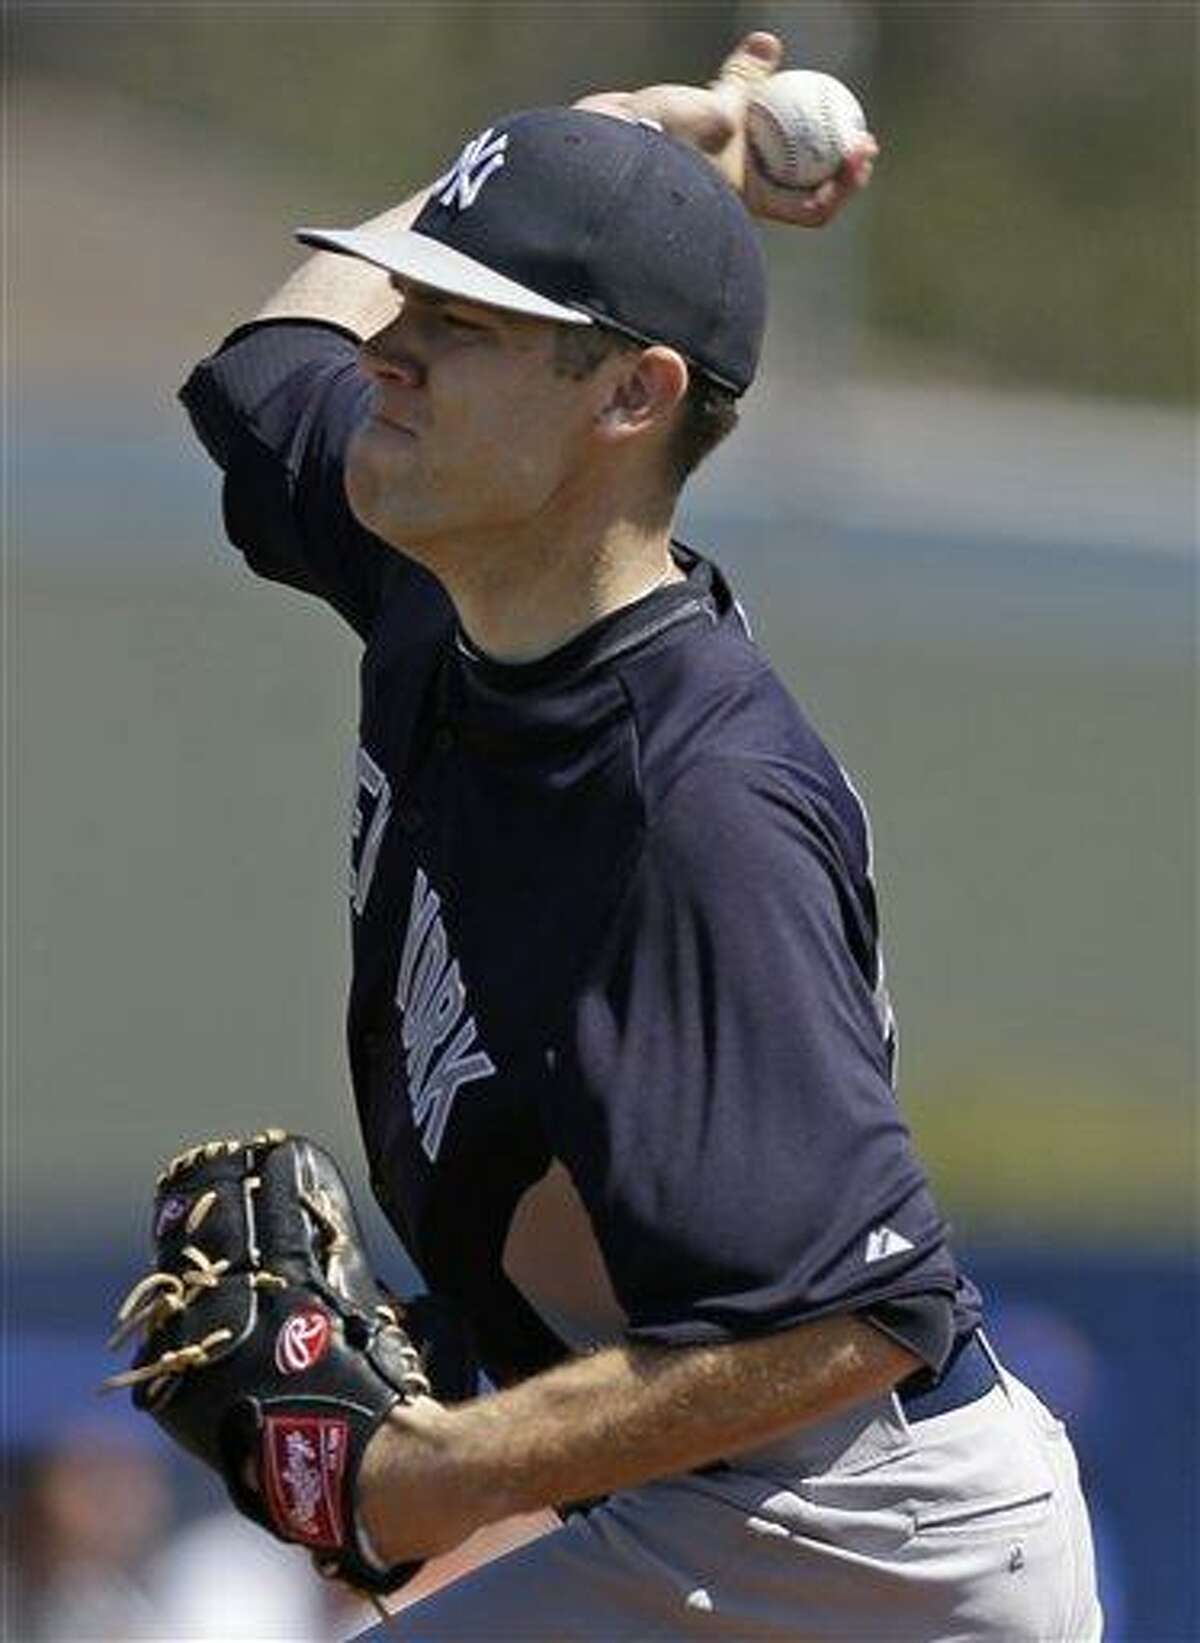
top-left (104, 1130), bottom-right (477, 1592)
top-left (746, 70), bottom-right (867, 190)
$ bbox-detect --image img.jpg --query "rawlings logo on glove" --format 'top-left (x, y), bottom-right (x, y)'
top-left (275, 1309), bottom-right (333, 1374)
top-left (103, 1129), bottom-right (478, 1593)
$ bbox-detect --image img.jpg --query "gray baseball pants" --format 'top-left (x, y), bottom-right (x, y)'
top-left (358, 1353), bottom-right (1102, 1641)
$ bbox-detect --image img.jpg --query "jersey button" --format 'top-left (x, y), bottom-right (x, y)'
top-left (397, 803), bottom-right (423, 834)
top-left (433, 725), bottom-right (455, 754)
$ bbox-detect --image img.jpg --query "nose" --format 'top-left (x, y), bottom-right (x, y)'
top-left (358, 325), bottom-right (425, 389)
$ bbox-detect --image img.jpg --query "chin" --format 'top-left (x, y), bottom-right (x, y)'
top-left (346, 432), bottom-right (400, 540)
top-left (345, 469), bottom-right (439, 568)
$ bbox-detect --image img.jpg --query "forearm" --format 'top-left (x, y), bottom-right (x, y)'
top-left (253, 187), bottom-right (429, 335)
top-left (359, 1312), bottom-right (918, 1564)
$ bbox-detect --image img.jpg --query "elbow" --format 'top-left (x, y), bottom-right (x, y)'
top-left (178, 361), bottom-right (234, 471)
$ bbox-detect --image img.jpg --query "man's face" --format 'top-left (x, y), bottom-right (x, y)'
top-left (345, 284), bottom-right (602, 560)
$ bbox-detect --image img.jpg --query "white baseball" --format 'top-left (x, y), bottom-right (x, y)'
top-left (745, 70), bottom-right (868, 191)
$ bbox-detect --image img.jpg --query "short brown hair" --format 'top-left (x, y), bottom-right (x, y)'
top-left (551, 326), bottom-right (739, 491)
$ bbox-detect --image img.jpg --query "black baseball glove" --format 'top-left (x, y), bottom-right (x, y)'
top-left (104, 1129), bottom-right (477, 1592)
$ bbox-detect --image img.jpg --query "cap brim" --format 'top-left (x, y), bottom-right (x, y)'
top-left (296, 226), bottom-right (594, 327)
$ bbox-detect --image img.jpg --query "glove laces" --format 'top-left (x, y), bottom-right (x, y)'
top-left (102, 1187), bottom-right (239, 1393)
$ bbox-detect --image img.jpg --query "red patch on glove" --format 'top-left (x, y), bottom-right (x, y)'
top-left (262, 1414), bottom-right (348, 1547)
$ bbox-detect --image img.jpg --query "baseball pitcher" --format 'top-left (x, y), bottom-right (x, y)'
top-left (108, 32), bottom-right (1102, 1641)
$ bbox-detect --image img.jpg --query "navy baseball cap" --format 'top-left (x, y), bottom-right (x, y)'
top-left (297, 107), bottom-right (767, 394)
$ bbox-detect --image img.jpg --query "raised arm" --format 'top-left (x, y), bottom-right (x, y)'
top-left (180, 187), bottom-right (445, 637)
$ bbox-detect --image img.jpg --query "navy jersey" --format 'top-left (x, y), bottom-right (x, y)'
top-left (181, 322), bottom-right (981, 1390)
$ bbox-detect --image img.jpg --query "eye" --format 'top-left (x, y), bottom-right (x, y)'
top-left (441, 308), bottom-right (490, 334)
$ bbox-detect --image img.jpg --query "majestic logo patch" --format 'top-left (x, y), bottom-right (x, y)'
top-left (154, 1194), bottom-right (190, 1238)
top-left (430, 127), bottom-right (509, 211)
top-left (864, 1225), bottom-right (915, 1264)
top-left (262, 1415), bottom-right (347, 1548)
top-left (275, 1309), bottom-right (332, 1375)
top-left (397, 866), bottom-right (496, 1161)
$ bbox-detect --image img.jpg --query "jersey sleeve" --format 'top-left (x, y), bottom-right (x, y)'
top-left (559, 757), bottom-right (961, 1354)
top-left (179, 320), bottom-right (447, 640)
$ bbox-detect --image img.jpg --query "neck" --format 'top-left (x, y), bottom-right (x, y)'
top-left (425, 508), bottom-right (685, 665)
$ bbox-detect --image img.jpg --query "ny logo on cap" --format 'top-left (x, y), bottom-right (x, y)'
top-left (431, 128), bottom-right (509, 212)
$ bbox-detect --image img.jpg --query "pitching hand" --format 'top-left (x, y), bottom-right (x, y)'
top-left (574, 31), bottom-right (878, 229)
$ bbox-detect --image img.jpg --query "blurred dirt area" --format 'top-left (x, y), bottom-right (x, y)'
top-left (12, 78), bottom-right (345, 389)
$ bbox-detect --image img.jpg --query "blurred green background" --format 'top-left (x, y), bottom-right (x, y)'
top-left (10, 2), bottom-right (1194, 1251)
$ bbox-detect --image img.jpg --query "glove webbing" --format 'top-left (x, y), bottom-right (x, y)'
top-left (102, 1144), bottom-right (428, 1404)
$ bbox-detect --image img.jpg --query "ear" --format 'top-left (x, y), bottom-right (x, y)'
top-left (594, 347), bottom-right (689, 444)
